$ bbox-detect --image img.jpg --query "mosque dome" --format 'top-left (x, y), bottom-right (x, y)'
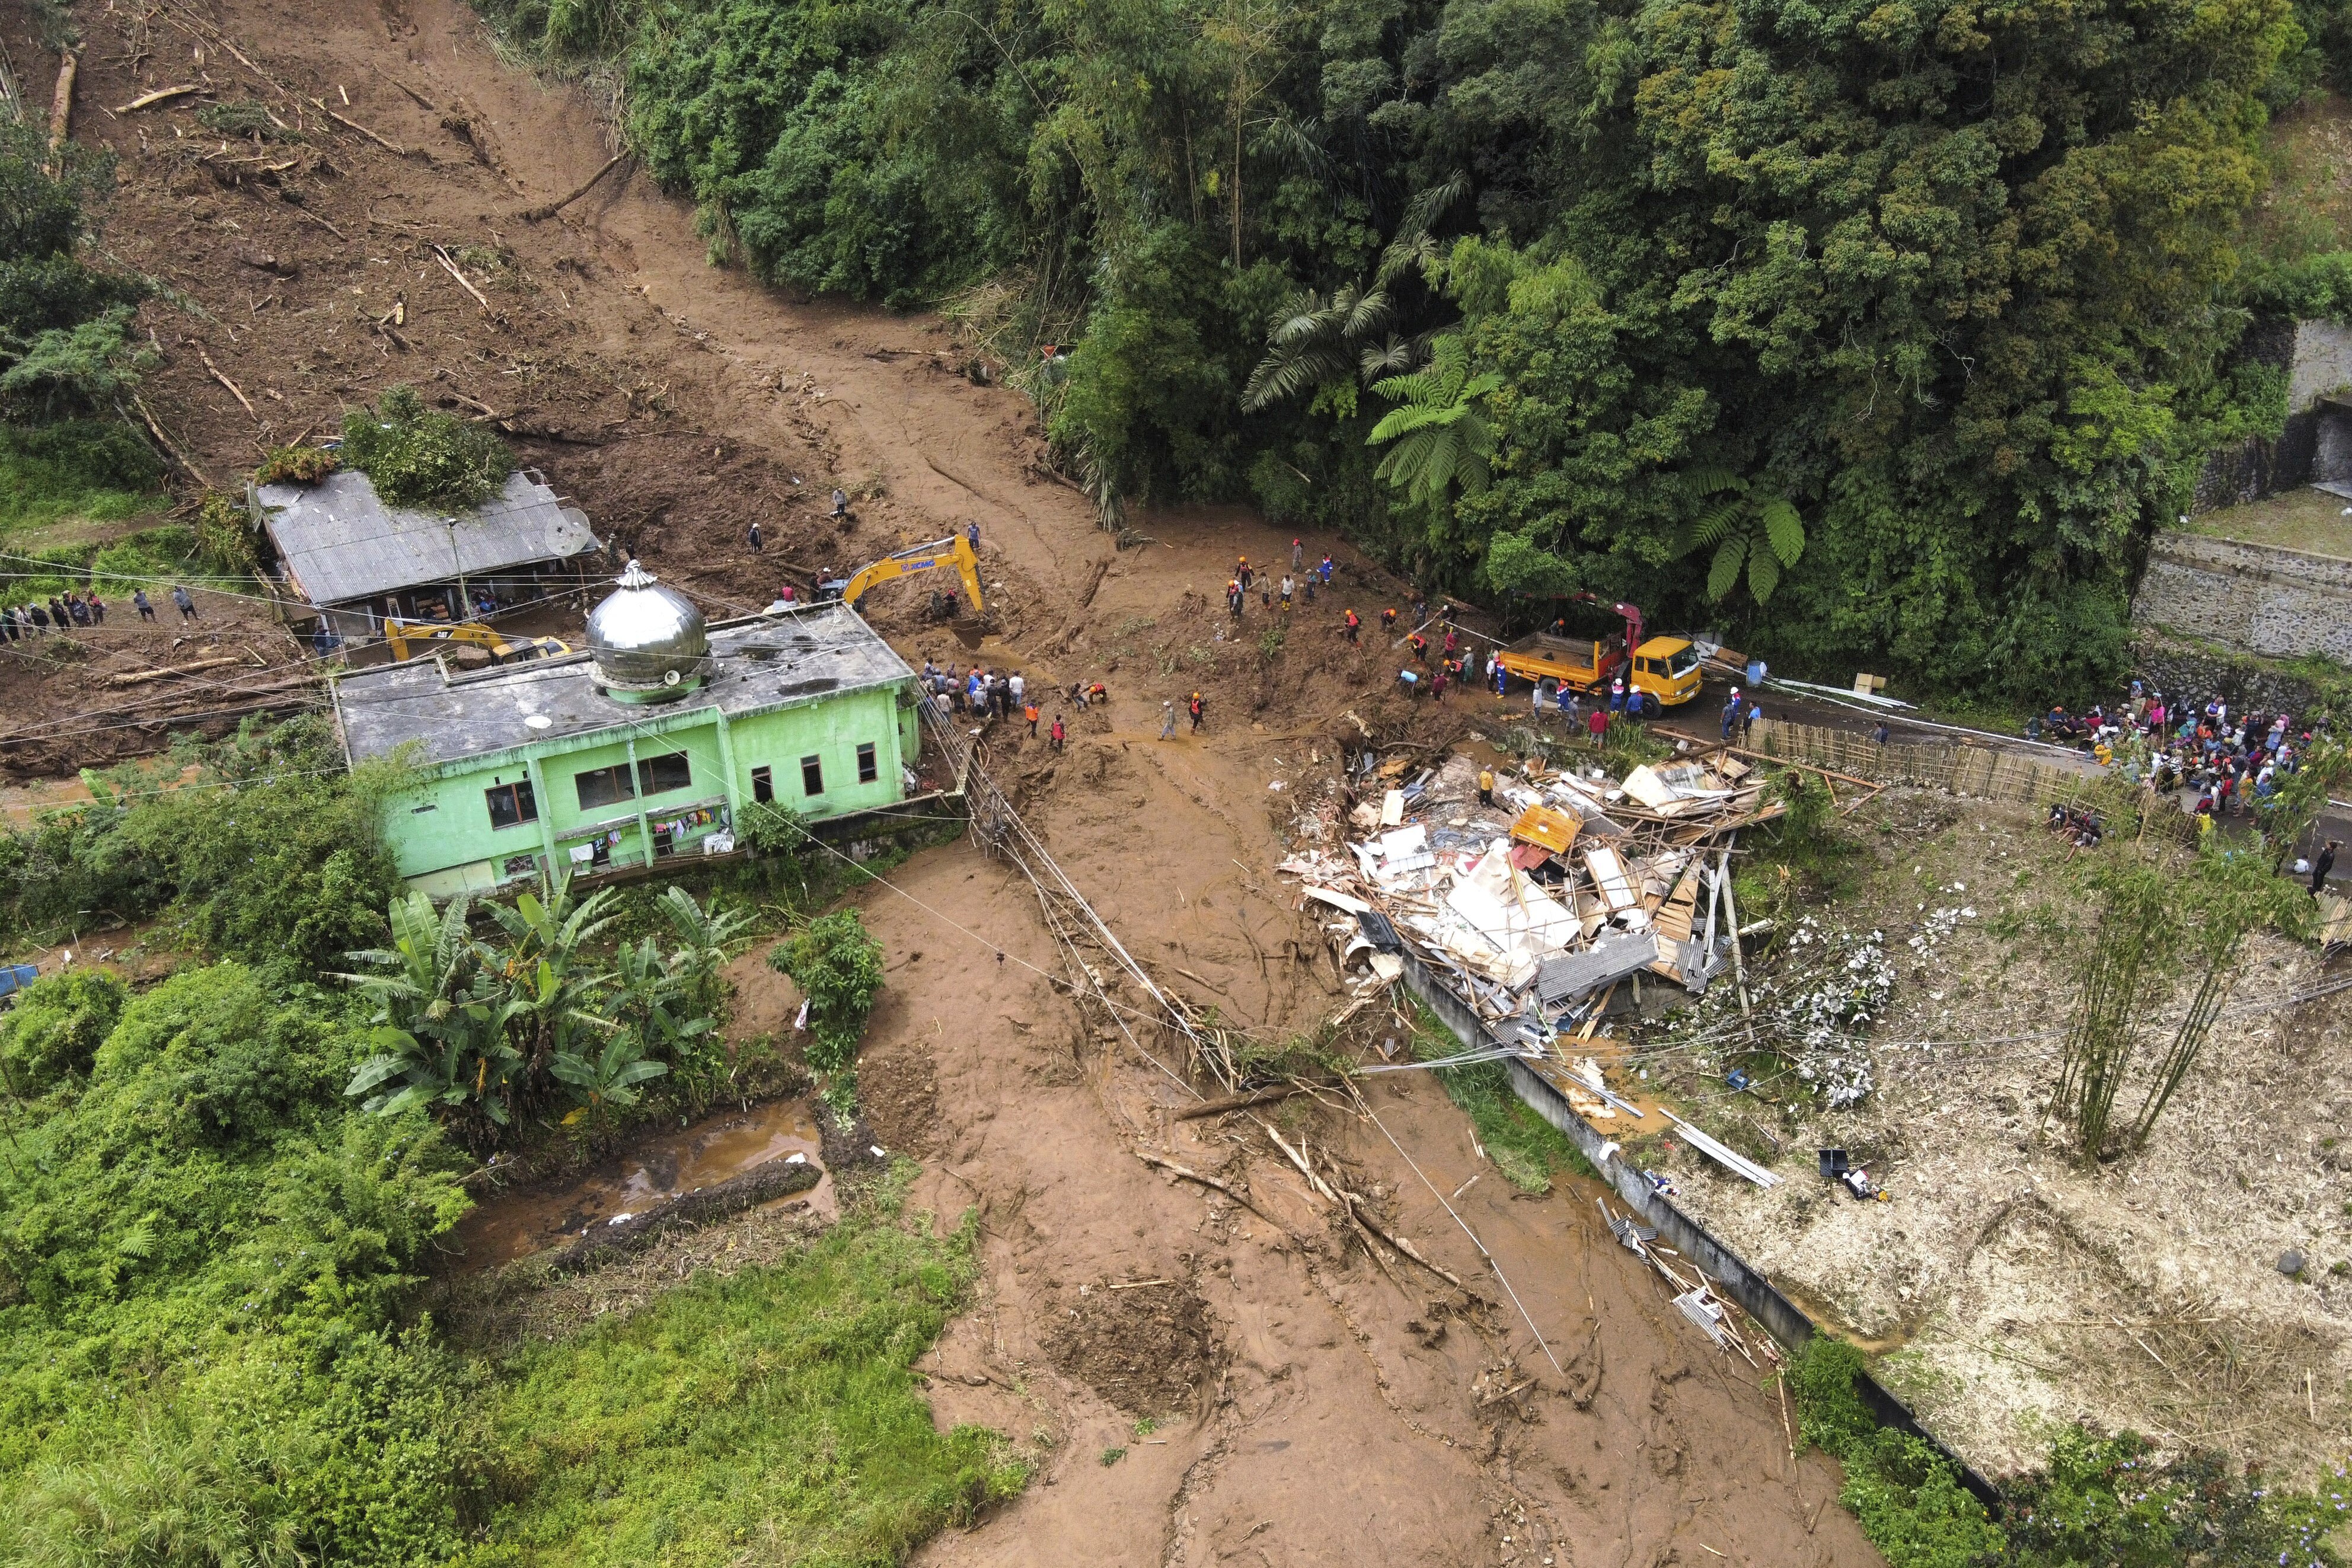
top-left (587, 560), bottom-right (708, 701)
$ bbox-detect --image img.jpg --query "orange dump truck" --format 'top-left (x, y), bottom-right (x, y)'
top-left (1497, 630), bottom-right (1704, 707)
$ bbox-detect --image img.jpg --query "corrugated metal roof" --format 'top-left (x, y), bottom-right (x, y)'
top-left (257, 468), bottom-right (601, 607)
top-left (334, 604), bottom-right (915, 771)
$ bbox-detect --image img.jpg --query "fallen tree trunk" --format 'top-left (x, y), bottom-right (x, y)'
top-left (521, 152), bottom-right (626, 221)
top-left (110, 656), bottom-right (244, 686)
top-left (46, 50), bottom-right (74, 157)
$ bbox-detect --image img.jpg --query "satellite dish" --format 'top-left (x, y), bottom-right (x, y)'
top-left (524, 713), bottom-right (552, 730)
top-left (663, 668), bottom-right (682, 686)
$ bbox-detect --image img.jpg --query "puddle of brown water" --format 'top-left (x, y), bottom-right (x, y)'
top-left (453, 1099), bottom-right (833, 1268)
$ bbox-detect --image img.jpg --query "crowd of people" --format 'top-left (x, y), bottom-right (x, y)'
top-left (2041, 681), bottom-right (2325, 823)
top-left (0, 583), bottom-right (199, 641)
top-left (915, 657), bottom-right (1120, 753)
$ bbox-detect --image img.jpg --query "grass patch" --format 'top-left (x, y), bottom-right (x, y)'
top-left (1402, 995), bottom-right (1593, 1192)
top-left (459, 1180), bottom-right (1025, 1567)
top-left (0, 418), bottom-right (165, 538)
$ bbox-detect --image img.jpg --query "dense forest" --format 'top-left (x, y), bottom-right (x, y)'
top-left (481, 0), bottom-right (2352, 698)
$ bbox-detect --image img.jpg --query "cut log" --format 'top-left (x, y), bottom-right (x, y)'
top-left (46, 51), bottom-right (75, 156)
top-left (110, 656), bottom-right (245, 686)
top-left (199, 350), bottom-right (256, 418)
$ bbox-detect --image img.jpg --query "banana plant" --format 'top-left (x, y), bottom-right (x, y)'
top-left (551, 1034), bottom-right (669, 1130)
top-left (336, 890), bottom-right (482, 1039)
top-left (655, 884), bottom-right (755, 1017)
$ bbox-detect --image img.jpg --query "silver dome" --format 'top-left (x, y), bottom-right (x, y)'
top-left (587, 560), bottom-right (709, 697)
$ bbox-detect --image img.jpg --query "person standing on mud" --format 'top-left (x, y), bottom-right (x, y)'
top-left (1237, 555), bottom-right (1253, 592)
top-left (172, 584), bottom-right (197, 622)
top-left (747, 519), bottom-right (762, 553)
top-left (966, 519), bottom-right (981, 552)
top-left (1228, 579), bottom-right (1244, 619)
top-left (1024, 700), bottom-right (1041, 738)
top-left (1279, 574), bottom-right (1295, 611)
top-left (1431, 668), bottom-right (1448, 704)
top-left (133, 589), bottom-right (154, 622)
top-left (1160, 700), bottom-right (1177, 739)
top-left (1343, 609), bottom-right (1360, 644)
top-left (1408, 631), bottom-right (1428, 665)
top-left (1189, 691), bottom-right (1205, 732)
top-left (1291, 538), bottom-right (1305, 573)
top-left (2315, 839), bottom-right (2340, 896)
top-left (1381, 606), bottom-right (1397, 635)
top-left (1049, 714), bottom-right (1065, 751)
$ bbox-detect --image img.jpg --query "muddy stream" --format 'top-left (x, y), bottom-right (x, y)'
top-left (452, 1099), bottom-right (836, 1269)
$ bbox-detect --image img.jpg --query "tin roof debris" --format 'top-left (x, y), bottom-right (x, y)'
top-left (1278, 745), bottom-right (1783, 1136)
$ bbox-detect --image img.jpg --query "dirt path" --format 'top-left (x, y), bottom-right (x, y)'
top-left (21, 1), bottom-right (1882, 1560)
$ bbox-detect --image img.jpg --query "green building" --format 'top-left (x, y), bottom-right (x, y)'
top-left (335, 563), bottom-right (922, 896)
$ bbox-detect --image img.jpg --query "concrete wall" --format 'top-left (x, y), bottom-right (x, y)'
top-left (385, 683), bottom-right (913, 895)
top-left (2132, 531), bottom-right (2352, 664)
top-left (1397, 949), bottom-right (2001, 1506)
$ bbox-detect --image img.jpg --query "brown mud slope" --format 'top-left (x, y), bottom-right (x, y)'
top-left (14, 1), bottom-right (1882, 1560)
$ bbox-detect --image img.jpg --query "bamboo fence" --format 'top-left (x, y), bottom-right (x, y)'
top-left (1747, 720), bottom-right (2201, 845)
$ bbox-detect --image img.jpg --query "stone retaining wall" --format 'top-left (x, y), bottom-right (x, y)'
top-left (2132, 531), bottom-right (2352, 664)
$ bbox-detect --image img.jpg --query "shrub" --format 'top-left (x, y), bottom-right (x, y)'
top-left (768, 910), bottom-right (884, 1079)
top-left (194, 489), bottom-right (260, 573)
top-left (254, 445), bottom-right (337, 486)
top-left (339, 385), bottom-right (513, 510)
top-left (0, 968), bottom-right (126, 1094)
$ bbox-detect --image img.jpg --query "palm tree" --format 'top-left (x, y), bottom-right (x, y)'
top-left (1677, 468), bottom-right (1807, 605)
top-left (1364, 335), bottom-right (1501, 513)
top-left (1240, 285), bottom-right (1394, 412)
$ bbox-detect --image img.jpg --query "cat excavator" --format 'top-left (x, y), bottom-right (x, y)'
top-left (383, 619), bottom-right (572, 666)
top-left (818, 535), bottom-right (987, 622)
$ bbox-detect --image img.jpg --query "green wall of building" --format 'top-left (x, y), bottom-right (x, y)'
top-left (380, 682), bottom-right (918, 897)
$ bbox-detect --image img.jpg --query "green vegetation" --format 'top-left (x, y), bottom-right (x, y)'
top-left (0, 717), bottom-right (403, 970)
top-left (2054, 844), bottom-right (2312, 1159)
top-left (0, 717), bottom-right (1019, 1566)
top-left (1787, 1338), bottom-right (2347, 1567)
top-left (770, 909), bottom-right (886, 1112)
top-left (340, 385), bottom-right (516, 510)
top-left (475, 0), bottom-right (2352, 701)
top-left (454, 1187), bottom-right (1025, 1567)
top-left (1402, 995), bottom-right (1590, 1192)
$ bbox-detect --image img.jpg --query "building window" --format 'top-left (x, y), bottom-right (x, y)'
top-left (637, 751), bottom-right (691, 796)
top-left (800, 754), bottom-right (824, 796)
top-left (856, 742), bottom-right (878, 784)
top-left (652, 822), bottom-right (676, 858)
top-left (486, 779), bottom-right (538, 829)
top-left (575, 763), bottom-right (636, 811)
top-left (752, 765), bottom-right (774, 804)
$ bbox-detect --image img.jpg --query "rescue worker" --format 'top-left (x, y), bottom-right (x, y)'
top-left (1291, 538), bottom-right (1305, 571)
top-left (1381, 606), bottom-right (1397, 634)
top-left (1408, 631), bottom-right (1428, 665)
top-left (1343, 608), bottom-right (1361, 644)
top-left (1160, 700), bottom-right (1177, 740)
top-left (1722, 688), bottom-right (1743, 740)
top-left (1477, 768), bottom-right (1495, 807)
top-left (1050, 714), bottom-right (1066, 751)
top-left (1237, 555), bottom-right (1253, 592)
top-left (1188, 691), bottom-right (1205, 732)
top-left (1025, 701), bottom-right (1041, 737)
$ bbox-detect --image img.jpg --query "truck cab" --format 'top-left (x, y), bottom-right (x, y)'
top-left (1628, 637), bottom-right (1703, 707)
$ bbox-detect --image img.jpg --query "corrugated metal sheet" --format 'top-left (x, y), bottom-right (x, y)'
top-left (258, 468), bottom-right (600, 607)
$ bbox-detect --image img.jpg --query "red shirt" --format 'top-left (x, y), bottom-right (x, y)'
top-left (1588, 709), bottom-right (1608, 737)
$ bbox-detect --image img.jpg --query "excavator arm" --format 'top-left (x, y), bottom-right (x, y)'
top-left (837, 536), bottom-right (985, 617)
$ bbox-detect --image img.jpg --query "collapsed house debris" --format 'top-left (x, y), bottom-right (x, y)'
top-left (1281, 746), bottom-right (1784, 1120)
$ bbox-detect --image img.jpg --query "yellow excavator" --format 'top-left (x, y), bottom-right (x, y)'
top-left (818, 535), bottom-right (987, 619)
top-left (384, 619), bottom-right (572, 666)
